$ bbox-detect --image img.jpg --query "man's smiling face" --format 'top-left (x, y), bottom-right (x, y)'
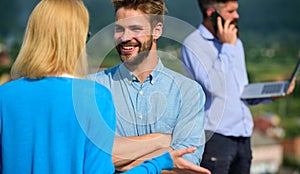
top-left (114, 8), bottom-right (154, 65)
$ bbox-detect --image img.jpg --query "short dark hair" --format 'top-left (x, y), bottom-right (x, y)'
top-left (197, 0), bottom-right (237, 18)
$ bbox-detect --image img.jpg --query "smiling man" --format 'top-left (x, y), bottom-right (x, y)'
top-left (90, 0), bottom-right (209, 173)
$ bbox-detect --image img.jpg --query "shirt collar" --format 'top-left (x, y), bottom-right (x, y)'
top-left (117, 58), bottom-right (164, 85)
top-left (150, 58), bottom-right (164, 85)
top-left (198, 24), bottom-right (215, 40)
top-left (118, 63), bottom-right (133, 83)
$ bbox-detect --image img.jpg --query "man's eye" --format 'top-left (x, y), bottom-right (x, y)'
top-left (115, 27), bottom-right (124, 32)
top-left (132, 27), bottom-right (142, 31)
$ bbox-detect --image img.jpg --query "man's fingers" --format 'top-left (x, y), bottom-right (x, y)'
top-left (287, 77), bottom-right (296, 95)
top-left (217, 17), bottom-right (223, 33)
top-left (188, 166), bottom-right (211, 174)
top-left (170, 147), bottom-right (212, 174)
top-left (173, 147), bottom-right (196, 157)
top-left (177, 160), bottom-right (211, 174)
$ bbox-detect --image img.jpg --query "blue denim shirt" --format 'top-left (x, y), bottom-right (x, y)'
top-left (90, 59), bottom-right (206, 165)
top-left (181, 24), bottom-right (259, 137)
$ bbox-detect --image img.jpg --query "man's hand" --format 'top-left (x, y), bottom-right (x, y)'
top-left (217, 17), bottom-right (238, 45)
top-left (272, 77), bottom-right (296, 100)
top-left (286, 77), bottom-right (296, 95)
top-left (167, 147), bottom-right (211, 174)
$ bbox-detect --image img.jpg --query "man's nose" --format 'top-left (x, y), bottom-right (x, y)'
top-left (233, 11), bottom-right (239, 19)
top-left (120, 29), bottom-right (133, 42)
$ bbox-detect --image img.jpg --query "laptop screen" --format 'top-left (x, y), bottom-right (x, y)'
top-left (288, 58), bottom-right (300, 83)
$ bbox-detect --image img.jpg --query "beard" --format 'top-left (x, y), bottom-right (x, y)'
top-left (116, 35), bottom-right (153, 66)
top-left (231, 18), bottom-right (239, 38)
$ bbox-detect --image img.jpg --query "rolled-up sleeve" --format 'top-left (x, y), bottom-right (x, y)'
top-left (170, 81), bottom-right (206, 165)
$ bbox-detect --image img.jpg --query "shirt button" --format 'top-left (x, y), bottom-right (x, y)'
top-left (139, 90), bottom-right (143, 95)
top-left (138, 115), bottom-right (143, 119)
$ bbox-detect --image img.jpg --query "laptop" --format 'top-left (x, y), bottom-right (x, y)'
top-left (241, 58), bottom-right (300, 99)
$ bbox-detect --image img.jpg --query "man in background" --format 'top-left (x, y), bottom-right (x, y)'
top-left (181, 0), bottom-right (295, 173)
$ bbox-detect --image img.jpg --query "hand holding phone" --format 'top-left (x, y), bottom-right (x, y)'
top-left (210, 11), bottom-right (225, 32)
top-left (210, 10), bottom-right (238, 45)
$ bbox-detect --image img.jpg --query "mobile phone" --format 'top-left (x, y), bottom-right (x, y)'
top-left (210, 11), bottom-right (225, 32)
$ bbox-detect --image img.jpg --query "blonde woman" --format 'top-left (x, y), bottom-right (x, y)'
top-left (0, 0), bottom-right (208, 173)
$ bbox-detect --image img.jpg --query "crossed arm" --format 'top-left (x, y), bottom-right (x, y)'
top-left (113, 133), bottom-right (172, 170)
top-left (112, 133), bottom-right (211, 174)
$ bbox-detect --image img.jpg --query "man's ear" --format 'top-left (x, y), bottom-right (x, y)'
top-left (152, 22), bottom-right (163, 40)
top-left (207, 7), bottom-right (216, 17)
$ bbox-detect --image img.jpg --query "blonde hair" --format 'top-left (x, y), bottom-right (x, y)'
top-left (11, 0), bottom-right (89, 79)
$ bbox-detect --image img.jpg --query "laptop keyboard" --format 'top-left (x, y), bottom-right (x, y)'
top-left (262, 84), bottom-right (283, 94)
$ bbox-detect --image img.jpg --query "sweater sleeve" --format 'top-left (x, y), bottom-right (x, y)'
top-left (123, 152), bottom-right (173, 174)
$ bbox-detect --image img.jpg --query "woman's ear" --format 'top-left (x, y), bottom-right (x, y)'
top-left (152, 22), bottom-right (163, 40)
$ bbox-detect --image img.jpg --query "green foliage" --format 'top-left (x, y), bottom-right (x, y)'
top-left (0, 66), bottom-right (10, 76)
top-left (9, 42), bottom-right (21, 62)
top-left (100, 49), bottom-right (119, 68)
top-left (282, 118), bottom-right (300, 138)
top-left (283, 155), bottom-right (300, 171)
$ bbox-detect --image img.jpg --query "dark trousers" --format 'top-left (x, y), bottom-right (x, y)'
top-left (200, 132), bottom-right (252, 174)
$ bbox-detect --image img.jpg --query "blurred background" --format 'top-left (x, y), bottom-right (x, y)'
top-left (0, 0), bottom-right (299, 173)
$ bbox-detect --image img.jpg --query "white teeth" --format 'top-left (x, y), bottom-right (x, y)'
top-left (122, 46), bottom-right (134, 50)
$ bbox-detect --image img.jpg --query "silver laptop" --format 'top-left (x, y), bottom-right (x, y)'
top-left (241, 58), bottom-right (300, 99)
